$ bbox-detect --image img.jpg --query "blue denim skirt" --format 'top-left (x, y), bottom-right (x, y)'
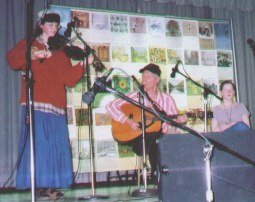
top-left (16, 107), bottom-right (73, 189)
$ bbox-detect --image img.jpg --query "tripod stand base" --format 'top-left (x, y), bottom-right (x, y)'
top-left (78, 194), bottom-right (109, 200)
top-left (131, 188), bottom-right (157, 197)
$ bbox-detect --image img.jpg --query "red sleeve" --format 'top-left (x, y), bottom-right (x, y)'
top-left (58, 52), bottom-right (84, 87)
top-left (6, 39), bottom-right (27, 71)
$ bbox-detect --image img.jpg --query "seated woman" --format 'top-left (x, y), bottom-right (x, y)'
top-left (211, 80), bottom-right (251, 132)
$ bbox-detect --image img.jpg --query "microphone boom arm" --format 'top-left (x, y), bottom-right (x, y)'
top-left (70, 27), bottom-right (106, 72)
top-left (173, 68), bottom-right (222, 101)
top-left (96, 80), bottom-right (211, 144)
top-left (97, 78), bottom-right (217, 201)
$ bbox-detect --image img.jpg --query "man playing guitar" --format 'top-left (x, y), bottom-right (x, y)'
top-left (106, 63), bottom-right (186, 183)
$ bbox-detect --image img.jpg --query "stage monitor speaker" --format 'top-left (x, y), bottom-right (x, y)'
top-left (158, 130), bottom-right (255, 202)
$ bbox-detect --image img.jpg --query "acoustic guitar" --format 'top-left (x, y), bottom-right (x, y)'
top-left (111, 104), bottom-right (162, 142)
top-left (111, 104), bottom-right (213, 142)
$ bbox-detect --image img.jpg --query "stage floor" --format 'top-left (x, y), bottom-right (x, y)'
top-left (0, 184), bottom-right (159, 202)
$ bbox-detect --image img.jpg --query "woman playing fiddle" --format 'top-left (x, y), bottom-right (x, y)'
top-left (211, 80), bottom-right (251, 132)
top-left (7, 13), bottom-right (93, 200)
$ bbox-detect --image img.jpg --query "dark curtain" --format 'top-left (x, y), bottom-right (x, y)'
top-left (1, 0), bottom-right (255, 187)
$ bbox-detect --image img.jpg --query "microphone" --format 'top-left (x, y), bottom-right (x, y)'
top-left (132, 75), bottom-right (145, 103)
top-left (82, 68), bottom-right (113, 104)
top-left (102, 68), bottom-right (114, 81)
top-left (82, 81), bottom-right (100, 105)
top-left (39, 0), bottom-right (52, 23)
top-left (247, 38), bottom-right (255, 50)
top-left (64, 17), bottom-right (79, 37)
top-left (170, 60), bottom-right (181, 78)
top-left (131, 75), bottom-right (143, 90)
top-left (44, 0), bottom-right (51, 10)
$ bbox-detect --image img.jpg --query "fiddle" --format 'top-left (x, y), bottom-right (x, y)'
top-left (47, 34), bottom-right (105, 72)
top-left (47, 34), bottom-right (89, 60)
top-left (31, 33), bottom-right (105, 72)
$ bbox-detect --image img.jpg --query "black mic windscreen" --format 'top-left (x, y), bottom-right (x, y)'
top-left (247, 38), bottom-right (254, 45)
top-left (64, 27), bottom-right (72, 37)
top-left (247, 38), bottom-right (255, 49)
top-left (170, 68), bottom-right (176, 78)
top-left (82, 90), bottom-right (95, 104)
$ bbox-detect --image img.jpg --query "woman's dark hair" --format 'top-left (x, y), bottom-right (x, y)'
top-left (40, 13), bottom-right (60, 24)
top-left (220, 80), bottom-right (236, 92)
top-left (33, 13), bottom-right (60, 38)
top-left (33, 22), bottom-right (43, 38)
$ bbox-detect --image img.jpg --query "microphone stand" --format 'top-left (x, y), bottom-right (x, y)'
top-left (171, 69), bottom-right (221, 132)
top-left (131, 88), bottom-right (157, 197)
top-left (25, 1), bottom-right (36, 201)
top-left (96, 80), bottom-right (215, 201)
top-left (71, 28), bottom-right (108, 200)
top-left (202, 89), bottom-right (214, 132)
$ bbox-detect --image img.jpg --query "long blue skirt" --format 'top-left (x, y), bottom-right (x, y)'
top-left (16, 107), bottom-right (73, 189)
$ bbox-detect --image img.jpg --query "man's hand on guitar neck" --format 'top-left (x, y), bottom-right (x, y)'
top-left (176, 114), bottom-right (187, 123)
top-left (124, 118), bottom-right (141, 132)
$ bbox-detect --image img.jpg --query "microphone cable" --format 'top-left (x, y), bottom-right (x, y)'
top-left (2, 117), bottom-right (30, 188)
top-left (73, 68), bottom-right (115, 184)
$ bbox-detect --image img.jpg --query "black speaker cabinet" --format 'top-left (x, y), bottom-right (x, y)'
top-left (158, 130), bottom-right (255, 202)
